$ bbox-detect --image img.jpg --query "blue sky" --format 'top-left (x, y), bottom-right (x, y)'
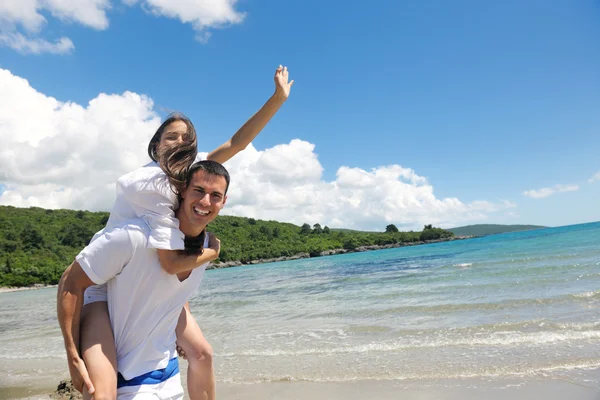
top-left (0, 0), bottom-right (599, 230)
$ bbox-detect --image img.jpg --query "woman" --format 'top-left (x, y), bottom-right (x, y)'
top-left (75, 66), bottom-right (293, 400)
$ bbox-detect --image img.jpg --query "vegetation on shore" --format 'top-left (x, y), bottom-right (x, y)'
top-left (448, 224), bottom-right (546, 237)
top-left (0, 206), bottom-right (454, 288)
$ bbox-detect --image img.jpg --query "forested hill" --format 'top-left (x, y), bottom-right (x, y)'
top-left (448, 224), bottom-right (546, 237)
top-left (0, 206), bottom-right (455, 287)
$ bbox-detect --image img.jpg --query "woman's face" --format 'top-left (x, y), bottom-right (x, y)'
top-left (157, 120), bottom-right (188, 155)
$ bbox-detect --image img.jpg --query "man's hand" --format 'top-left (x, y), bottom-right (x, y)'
top-left (68, 356), bottom-right (95, 395)
top-left (207, 232), bottom-right (221, 260)
top-left (274, 65), bottom-right (294, 100)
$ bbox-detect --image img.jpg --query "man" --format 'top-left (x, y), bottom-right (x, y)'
top-left (57, 160), bottom-right (229, 400)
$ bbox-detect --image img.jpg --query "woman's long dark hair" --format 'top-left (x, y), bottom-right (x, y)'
top-left (148, 113), bottom-right (203, 254)
top-left (147, 112), bottom-right (198, 195)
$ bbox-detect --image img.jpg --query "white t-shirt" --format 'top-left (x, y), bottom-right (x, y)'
top-left (76, 221), bottom-right (208, 380)
top-left (103, 153), bottom-right (205, 251)
top-left (83, 153), bottom-right (205, 304)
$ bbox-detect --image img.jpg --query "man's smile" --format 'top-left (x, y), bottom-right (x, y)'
top-left (193, 206), bottom-right (210, 216)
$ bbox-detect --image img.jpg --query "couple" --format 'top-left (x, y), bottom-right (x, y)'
top-left (57, 66), bottom-right (293, 400)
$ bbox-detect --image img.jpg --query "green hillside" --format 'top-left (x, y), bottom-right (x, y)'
top-left (0, 206), bottom-right (454, 287)
top-left (448, 224), bottom-right (546, 237)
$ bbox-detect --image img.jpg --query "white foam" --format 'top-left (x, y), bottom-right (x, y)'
top-left (572, 291), bottom-right (600, 299)
top-left (219, 329), bottom-right (600, 357)
top-left (453, 263), bottom-right (473, 268)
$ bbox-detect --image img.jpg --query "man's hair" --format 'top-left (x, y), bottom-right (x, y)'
top-left (185, 160), bottom-right (231, 195)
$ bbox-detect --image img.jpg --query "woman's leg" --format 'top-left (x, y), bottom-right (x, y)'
top-left (80, 301), bottom-right (118, 400)
top-left (175, 303), bottom-right (215, 400)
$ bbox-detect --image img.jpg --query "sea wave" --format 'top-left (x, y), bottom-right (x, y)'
top-left (219, 329), bottom-right (600, 357)
top-left (310, 292), bottom-right (600, 318)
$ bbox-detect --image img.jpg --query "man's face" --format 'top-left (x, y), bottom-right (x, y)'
top-left (179, 169), bottom-right (228, 232)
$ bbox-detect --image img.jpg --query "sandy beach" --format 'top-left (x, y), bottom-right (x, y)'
top-left (217, 376), bottom-right (600, 400)
top-left (11, 371), bottom-right (600, 400)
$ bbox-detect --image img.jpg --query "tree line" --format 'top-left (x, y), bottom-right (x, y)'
top-left (0, 206), bottom-right (453, 287)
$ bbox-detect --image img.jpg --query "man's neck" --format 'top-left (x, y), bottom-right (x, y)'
top-left (176, 209), bottom-right (206, 238)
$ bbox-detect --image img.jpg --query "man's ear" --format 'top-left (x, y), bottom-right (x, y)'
top-left (222, 195), bottom-right (227, 207)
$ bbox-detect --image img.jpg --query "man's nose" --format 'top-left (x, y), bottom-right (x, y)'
top-left (199, 193), bottom-right (211, 206)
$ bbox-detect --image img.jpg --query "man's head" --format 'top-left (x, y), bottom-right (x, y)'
top-left (176, 160), bottom-right (230, 237)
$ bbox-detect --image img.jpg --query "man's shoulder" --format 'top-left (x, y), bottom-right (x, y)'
top-left (105, 219), bottom-right (151, 247)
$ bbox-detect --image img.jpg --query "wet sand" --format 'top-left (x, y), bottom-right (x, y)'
top-left (216, 378), bottom-right (600, 400)
top-left (9, 368), bottom-right (600, 400)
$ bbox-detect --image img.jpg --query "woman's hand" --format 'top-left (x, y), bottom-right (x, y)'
top-left (206, 232), bottom-right (221, 261)
top-left (176, 344), bottom-right (187, 359)
top-left (274, 65), bottom-right (294, 100)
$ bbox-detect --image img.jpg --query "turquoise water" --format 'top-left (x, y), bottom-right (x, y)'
top-left (1, 222), bottom-right (599, 394)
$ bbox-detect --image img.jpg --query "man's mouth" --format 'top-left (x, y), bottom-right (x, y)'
top-left (193, 206), bottom-right (210, 216)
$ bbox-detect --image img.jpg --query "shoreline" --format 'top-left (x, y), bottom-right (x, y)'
top-left (207, 235), bottom-right (474, 270)
top-left (0, 236), bottom-right (474, 291)
top-left (0, 284), bottom-right (57, 294)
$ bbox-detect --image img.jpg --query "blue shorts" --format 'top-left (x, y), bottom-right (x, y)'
top-left (116, 358), bottom-right (183, 400)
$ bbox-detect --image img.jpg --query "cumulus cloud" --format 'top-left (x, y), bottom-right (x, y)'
top-left (0, 0), bottom-right (244, 54)
top-left (125, 0), bottom-right (245, 43)
top-left (0, 32), bottom-right (74, 54)
top-left (0, 68), bottom-right (160, 209)
top-left (588, 171), bottom-right (600, 184)
top-left (0, 0), bottom-right (110, 54)
top-left (0, 0), bottom-right (110, 31)
top-left (218, 148), bottom-right (515, 230)
top-left (523, 184), bottom-right (580, 199)
top-left (0, 68), bottom-right (515, 231)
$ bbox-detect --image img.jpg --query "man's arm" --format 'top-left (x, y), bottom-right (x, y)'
top-left (57, 261), bottom-right (96, 394)
top-left (207, 65), bottom-right (294, 164)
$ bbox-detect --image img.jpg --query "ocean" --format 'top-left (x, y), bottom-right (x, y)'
top-left (1, 222), bottom-right (599, 399)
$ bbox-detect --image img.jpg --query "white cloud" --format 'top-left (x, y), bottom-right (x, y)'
top-left (125, 0), bottom-right (245, 43)
top-left (45, 0), bottom-right (111, 29)
top-left (0, 32), bottom-right (74, 54)
top-left (0, 0), bottom-right (110, 54)
top-left (0, 0), bottom-right (46, 33)
top-left (218, 148), bottom-right (516, 230)
top-left (0, 68), bottom-right (515, 231)
top-left (0, 0), bottom-right (110, 32)
top-left (0, 68), bottom-right (160, 209)
top-left (0, 0), bottom-right (244, 54)
top-left (588, 171), bottom-right (600, 184)
top-left (523, 184), bottom-right (580, 199)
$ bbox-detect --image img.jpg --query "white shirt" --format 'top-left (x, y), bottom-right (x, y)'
top-left (76, 221), bottom-right (208, 380)
top-left (104, 153), bottom-right (205, 250)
